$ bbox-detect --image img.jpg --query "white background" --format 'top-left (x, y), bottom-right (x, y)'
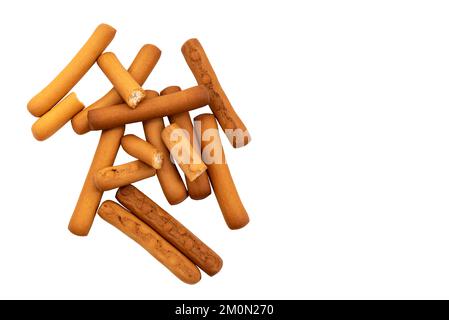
top-left (1, 0), bottom-right (449, 299)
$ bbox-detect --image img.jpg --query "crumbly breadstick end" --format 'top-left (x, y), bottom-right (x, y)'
top-left (121, 134), bottom-right (164, 170)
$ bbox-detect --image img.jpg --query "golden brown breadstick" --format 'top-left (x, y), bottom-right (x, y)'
top-left (182, 38), bottom-right (250, 148)
top-left (71, 44), bottom-right (161, 135)
top-left (94, 160), bottom-right (156, 191)
top-left (97, 52), bottom-right (146, 108)
top-left (68, 126), bottom-right (125, 236)
top-left (28, 24), bottom-right (116, 117)
top-left (143, 118), bottom-right (187, 205)
top-left (31, 93), bottom-right (84, 141)
top-left (162, 123), bottom-right (207, 182)
top-left (98, 201), bottom-right (201, 285)
top-left (116, 185), bottom-right (223, 276)
top-left (162, 86), bottom-right (211, 200)
top-left (194, 114), bottom-right (249, 230)
top-left (121, 134), bottom-right (163, 169)
top-left (88, 85), bottom-right (210, 130)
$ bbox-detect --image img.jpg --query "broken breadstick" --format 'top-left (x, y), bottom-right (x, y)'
top-left (162, 86), bottom-right (211, 200)
top-left (121, 134), bottom-right (163, 170)
top-left (97, 52), bottom-right (146, 108)
top-left (194, 114), bottom-right (249, 230)
top-left (161, 123), bottom-right (207, 182)
top-left (94, 160), bottom-right (156, 191)
top-left (28, 24), bottom-right (116, 117)
top-left (98, 201), bottom-right (201, 285)
top-left (71, 44), bottom-right (161, 135)
top-left (31, 92), bottom-right (84, 141)
top-left (182, 38), bottom-right (250, 148)
top-left (88, 85), bottom-right (210, 130)
top-left (68, 126), bottom-right (125, 236)
top-left (116, 185), bottom-right (223, 276)
top-left (143, 117), bottom-right (188, 205)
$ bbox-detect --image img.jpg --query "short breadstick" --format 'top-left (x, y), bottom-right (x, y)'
top-left (97, 52), bottom-right (146, 108)
top-left (71, 44), bottom-right (160, 135)
top-left (182, 39), bottom-right (250, 148)
top-left (28, 24), bottom-right (116, 117)
top-left (162, 86), bottom-right (211, 200)
top-left (121, 134), bottom-right (163, 170)
top-left (194, 114), bottom-right (249, 230)
top-left (143, 118), bottom-right (187, 205)
top-left (94, 160), bottom-right (156, 191)
top-left (31, 92), bottom-right (84, 141)
top-left (88, 85), bottom-right (210, 130)
top-left (161, 123), bottom-right (207, 182)
top-left (98, 201), bottom-right (201, 285)
top-left (116, 185), bottom-right (223, 276)
top-left (68, 126), bottom-right (125, 236)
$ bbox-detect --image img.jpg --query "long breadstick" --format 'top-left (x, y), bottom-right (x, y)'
top-left (162, 86), bottom-right (211, 200)
top-left (161, 123), bottom-right (207, 182)
top-left (88, 85), bottom-right (210, 130)
top-left (121, 134), bottom-right (163, 169)
top-left (98, 201), bottom-right (201, 285)
top-left (116, 185), bottom-right (223, 276)
top-left (94, 160), bottom-right (156, 191)
top-left (31, 93), bottom-right (84, 141)
top-left (182, 39), bottom-right (250, 148)
top-left (143, 118), bottom-right (187, 205)
top-left (68, 126), bottom-right (125, 236)
top-left (71, 44), bottom-right (161, 135)
top-left (97, 52), bottom-right (146, 108)
top-left (28, 24), bottom-right (116, 117)
top-left (194, 114), bottom-right (249, 230)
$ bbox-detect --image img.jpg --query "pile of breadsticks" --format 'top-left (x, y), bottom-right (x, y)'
top-left (28, 24), bottom-right (251, 284)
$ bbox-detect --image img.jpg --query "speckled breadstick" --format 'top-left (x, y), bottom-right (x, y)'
top-left (162, 86), bottom-right (211, 200)
top-left (182, 38), bottom-right (250, 148)
top-left (98, 200), bottom-right (201, 285)
top-left (71, 44), bottom-right (160, 135)
top-left (94, 160), bottom-right (156, 191)
top-left (116, 185), bottom-right (223, 276)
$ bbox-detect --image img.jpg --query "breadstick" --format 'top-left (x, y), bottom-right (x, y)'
top-left (194, 114), bottom-right (249, 230)
top-left (98, 201), bottom-right (201, 285)
top-left (28, 24), bottom-right (116, 117)
top-left (68, 126), bottom-right (125, 236)
top-left (94, 160), bottom-right (156, 191)
top-left (88, 85), bottom-right (210, 130)
top-left (71, 44), bottom-right (160, 135)
top-left (121, 134), bottom-right (163, 169)
top-left (143, 118), bottom-right (187, 205)
top-left (162, 86), bottom-right (211, 200)
top-left (31, 93), bottom-right (84, 141)
top-left (116, 185), bottom-right (223, 276)
top-left (182, 39), bottom-right (250, 148)
top-left (161, 123), bottom-right (207, 182)
top-left (97, 52), bottom-right (146, 108)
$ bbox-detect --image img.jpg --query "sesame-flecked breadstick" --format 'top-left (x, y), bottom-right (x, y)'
top-left (71, 44), bottom-right (161, 135)
top-left (116, 185), bottom-right (223, 276)
top-left (28, 24), bottom-right (116, 117)
top-left (182, 38), bottom-right (250, 148)
top-left (162, 86), bottom-right (211, 200)
top-left (98, 201), bottom-right (201, 285)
